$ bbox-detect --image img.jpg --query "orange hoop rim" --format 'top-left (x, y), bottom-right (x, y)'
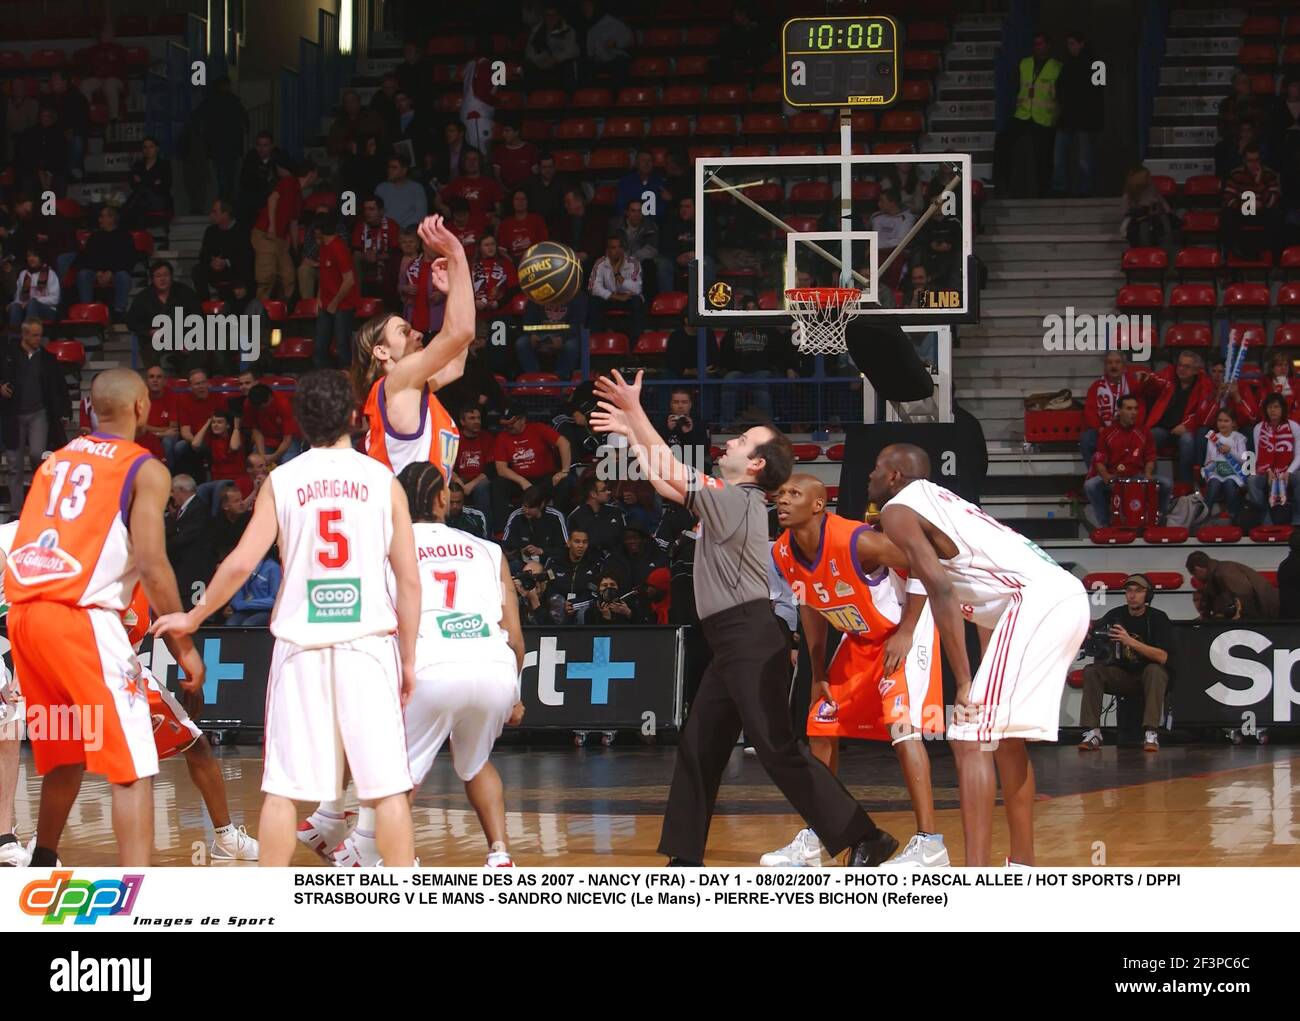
top-left (785, 287), bottom-right (863, 307)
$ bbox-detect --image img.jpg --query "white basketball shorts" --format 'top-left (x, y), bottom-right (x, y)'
top-left (405, 650), bottom-right (518, 784)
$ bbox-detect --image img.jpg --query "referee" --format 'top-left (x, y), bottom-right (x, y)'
top-left (591, 371), bottom-right (897, 867)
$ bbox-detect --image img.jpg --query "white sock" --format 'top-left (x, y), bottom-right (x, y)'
top-left (213, 824), bottom-right (234, 838)
top-left (357, 806), bottom-right (376, 835)
top-left (317, 797), bottom-right (347, 817)
top-left (489, 841), bottom-right (508, 854)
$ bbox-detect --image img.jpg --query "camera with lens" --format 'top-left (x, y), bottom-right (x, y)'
top-left (1082, 625), bottom-right (1120, 663)
top-left (517, 567), bottom-right (555, 592)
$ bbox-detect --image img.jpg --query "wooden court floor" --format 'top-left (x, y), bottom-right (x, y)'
top-left (11, 741), bottom-right (1300, 867)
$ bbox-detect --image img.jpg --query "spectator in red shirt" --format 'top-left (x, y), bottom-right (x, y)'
top-left (313, 212), bottom-right (360, 369)
top-left (193, 408), bottom-right (246, 513)
top-left (1259, 350), bottom-right (1299, 419)
top-left (438, 149), bottom-right (505, 225)
top-left (143, 364), bottom-right (182, 468)
top-left (492, 404), bottom-right (572, 526)
top-left (350, 195), bottom-right (400, 298)
top-left (453, 405), bottom-right (496, 529)
top-left (497, 188), bottom-right (549, 261)
top-left (1084, 394), bottom-right (1170, 526)
top-left (1081, 351), bottom-right (1159, 468)
top-left (471, 234), bottom-right (517, 316)
top-left (80, 22), bottom-right (129, 121)
top-left (447, 197), bottom-right (489, 261)
top-left (1249, 392), bottom-right (1300, 524)
top-left (491, 119), bottom-right (540, 191)
top-left (252, 162), bottom-right (317, 300)
top-left (244, 382), bottom-right (302, 464)
top-left (1147, 349), bottom-right (1214, 487)
top-left (176, 368), bottom-right (226, 474)
top-left (134, 426), bottom-right (165, 461)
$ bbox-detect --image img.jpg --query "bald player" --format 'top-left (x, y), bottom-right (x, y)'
top-left (870, 444), bottom-right (1088, 866)
top-left (5, 369), bottom-right (205, 866)
top-left (764, 475), bottom-right (946, 868)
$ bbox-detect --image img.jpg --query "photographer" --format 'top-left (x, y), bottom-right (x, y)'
top-left (545, 529), bottom-right (606, 623)
top-left (664, 388), bottom-right (710, 472)
top-left (1078, 574), bottom-right (1172, 753)
top-left (583, 571), bottom-right (652, 626)
top-left (513, 560), bottom-right (554, 626)
top-left (566, 473), bottom-right (625, 554)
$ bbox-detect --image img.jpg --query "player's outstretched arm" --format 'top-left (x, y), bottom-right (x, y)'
top-left (880, 504), bottom-right (973, 690)
top-left (130, 458), bottom-right (203, 691)
top-left (387, 215), bottom-right (474, 394)
top-left (153, 477), bottom-right (278, 642)
top-left (387, 478), bottom-right (421, 706)
top-left (592, 370), bottom-right (692, 503)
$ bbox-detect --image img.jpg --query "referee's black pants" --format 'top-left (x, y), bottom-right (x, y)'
top-left (658, 599), bottom-right (879, 862)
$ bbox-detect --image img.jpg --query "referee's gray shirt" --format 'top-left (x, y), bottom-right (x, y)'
top-left (684, 468), bottom-right (772, 621)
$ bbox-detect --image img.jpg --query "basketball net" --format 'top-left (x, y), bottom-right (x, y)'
top-left (786, 287), bottom-right (865, 356)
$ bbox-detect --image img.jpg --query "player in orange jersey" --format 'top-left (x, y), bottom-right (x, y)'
top-left (119, 584), bottom-right (259, 860)
top-left (763, 474), bottom-right (947, 869)
top-left (4, 369), bottom-right (205, 866)
top-left (350, 214), bottom-right (475, 481)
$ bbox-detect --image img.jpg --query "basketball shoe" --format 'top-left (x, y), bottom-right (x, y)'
top-left (759, 828), bottom-right (822, 867)
top-left (211, 825), bottom-right (260, 861)
top-left (879, 833), bottom-right (950, 869)
top-left (486, 846), bottom-right (515, 867)
top-left (297, 810), bottom-right (354, 861)
top-left (0, 833), bottom-right (29, 866)
top-left (331, 832), bottom-right (380, 867)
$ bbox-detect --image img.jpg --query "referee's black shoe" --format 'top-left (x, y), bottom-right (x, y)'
top-left (845, 830), bottom-right (899, 867)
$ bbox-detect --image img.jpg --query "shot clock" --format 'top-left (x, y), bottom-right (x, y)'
top-left (781, 15), bottom-right (899, 108)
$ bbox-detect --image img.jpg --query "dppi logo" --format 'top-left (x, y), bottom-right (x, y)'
top-left (19, 871), bottom-right (144, 925)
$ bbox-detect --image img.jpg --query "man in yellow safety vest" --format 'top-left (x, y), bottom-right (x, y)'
top-left (996, 32), bottom-right (1062, 197)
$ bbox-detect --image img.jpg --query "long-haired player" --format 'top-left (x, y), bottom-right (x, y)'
top-left (330, 462), bottom-right (525, 867)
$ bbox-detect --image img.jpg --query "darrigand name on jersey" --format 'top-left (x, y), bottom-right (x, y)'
top-left (150, 310), bottom-right (261, 363)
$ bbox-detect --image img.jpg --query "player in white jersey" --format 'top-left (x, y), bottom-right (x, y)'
top-left (155, 370), bottom-right (425, 867)
top-left (0, 520), bottom-right (25, 865)
top-left (330, 462), bottom-right (526, 867)
top-left (870, 444), bottom-right (1089, 867)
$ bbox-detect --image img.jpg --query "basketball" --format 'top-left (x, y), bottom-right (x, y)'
top-left (517, 241), bottom-right (583, 306)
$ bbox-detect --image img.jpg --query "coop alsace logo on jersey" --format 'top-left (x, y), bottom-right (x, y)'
top-left (435, 611), bottom-right (490, 640)
top-left (307, 578), bottom-right (362, 623)
top-left (7, 529), bottom-right (83, 586)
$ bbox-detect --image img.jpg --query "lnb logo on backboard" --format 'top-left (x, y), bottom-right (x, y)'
top-left (18, 871), bottom-right (144, 925)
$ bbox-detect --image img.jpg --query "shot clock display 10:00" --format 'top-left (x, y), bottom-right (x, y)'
top-left (781, 15), bottom-right (899, 108)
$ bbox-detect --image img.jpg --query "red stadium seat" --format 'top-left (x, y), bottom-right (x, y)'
top-left (589, 148), bottom-right (633, 170)
top-left (588, 332), bottom-right (629, 355)
top-left (515, 372), bottom-right (563, 396)
top-left (1286, 16), bottom-right (1300, 37)
top-left (1250, 524), bottom-right (1293, 543)
top-left (880, 110), bottom-right (923, 134)
top-left (630, 57), bottom-right (670, 77)
top-left (1147, 571), bottom-right (1184, 590)
top-left (46, 340), bottom-right (86, 368)
top-left (1282, 44), bottom-right (1300, 66)
top-left (650, 292), bottom-right (687, 317)
top-left (1223, 283), bottom-right (1271, 310)
top-left (853, 180), bottom-right (882, 203)
top-left (290, 298), bottom-right (319, 319)
top-left (705, 83), bottom-right (747, 105)
top-left (1180, 210), bottom-right (1220, 235)
top-left (1196, 524), bottom-right (1243, 543)
top-left (130, 230), bottom-right (154, 256)
top-left (826, 443), bottom-right (845, 461)
top-left (56, 197), bottom-right (84, 220)
top-left (617, 86), bottom-right (658, 108)
top-left (572, 87), bottom-right (612, 109)
top-left (729, 145), bottom-right (771, 158)
top-left (662, 85), bottom-right (703, 105)
top-left (742, 113), bottom-right (783, 135)
top-left (1174, 247), bottom-right (1221, 273)
top-left (1182, 175), bottom-right (1223, 200)
top-left (1083, 572), bottom-right (1127, 591)
top-left (791, 443), bottom-right (823, 462)
top-left (602, 116), bottom-right (644, 139)
top-left (633, 331), bottom-right (670, 355)
top-left (751, 84), bottom-right (783, 104)
top-left (1117, 285), bottom-right (1163, 310)
top-left (788, 112), bottom-right (831, 134)
top-left (0, 52), bottom-right (24, 69)
top-left (1278, 283), bottom-right (1300, 310)
top-left (903, 51), bottom-right (941, 73)
top-left (276, 335), bottom-right (314, 361)
top-left (790, 181), bottom-right (833, 205)
top-left (1142, 526), bottom-right (1189, 544)
top-left (777, 144), bottom-right (820, 157)
top-left (825, 486), bottom-right (839, 503)
top-left (1227, 324), bottom-right (1267, 349)
top-left (553, 118), bottom-right (598, 140)
top-left (553, 150), bottom-right (586, 172)
top-left (302, 191), bottom-right (337, 212)
top-left (850, 112), bottom-right (877, 133)
top-left (591, 183), bottom-right (618, 207)
top-left (872, 142), bottom-right (915, 155)
top-left (1250, 73), bottom-right (1277, 95)
top-left (687, 145), bottom-right (725, 162)
top-left (1238, 44), bottom-right (1277, 67)
top-left (1168, 284), bottom-right (1215, 312)
top-left (695, 114), bottom-right (737, 135)
top-left (908, 21), bottom-right (948, 43)
top-left (504, 292), bottom-right (530, 317)
top-left (685, 26), bottom-right (722, 46)
top-left (642, 28), bottom-right (681, 49)
top-left (201, 300), bottom-right (224, 315)
top-left (1090, 527), bottom-right (1138, 544)
top-left (676, 55), bottom-right (711, 76)
top-left (1151, 175), bottom-right (1177, 198)
top-left (29, 50), bottom-right (67, 69)
top-left (650, 115), bottom-right (690, 137)
top-left (1163, 323), bottom-right (1212, 348)
top-left (356, 297), bottom-right (383, 319)
top-left (900, 80), bottom-right (933, 103)
top-left (261, 300), bottom-right (287, 322)
top-left (1067, 670), bottom-right (1084, 690)
top-left (1274, 324), bottom-right (1300, 347)
top-left (1122, 247), bottom-right (1168, 271)
top-left (1241, 15), bottom-right (1282, 37)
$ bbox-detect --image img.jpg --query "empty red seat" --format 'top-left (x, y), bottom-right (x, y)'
top-left (853, 180), bottom-right (882, 203)
top-left (908, 21), bottom-right (948, 43)
top-left (1143, 526), bottom-right (1189, 544)
top-left (790, 181), bottom-right (833, 204)
top-left (1241, 15), bottom-right (1282, 36)
top-left (826, 443), bottom-right (845, 461)
top-left (1238, 44), bottom-right (1277, 66)
top-left (743, 113), bottom-right (783, 135)
top-left (290, 298), bottom-right (318, 318)
top-left (881, 110), bottom-right (923, 133)
top-left (1180, 210), bottom-right (1220, 234)
top-left (277, 336), bottom-right (314, 360)
top-left (1224, 283), bottom-right (1271, 309)
top-left (1083, 572), bottom-right (1127, 590)
top-left (602, 116), bottom-right (644, 139)
top-left (662, 85), bottom-right (704, 105)
top-left (634, 331), bottom-right (670, 355)
top-left (1286, 15), bottom-right (1300, 36)
top-left (900, 79), bottom-right (932, 103)
top-left (572, 87), bottom-right (612, 108)
top-left (589, 148), bottom-right (633, 170)
top-left (29, 49), bottom-right (67, 68)
top-left (1286, 44), bottom-right (1300, 66)
top-left (1250, 524), bottom-right (1293, 543)
top-left (676, 55), bottom-right (711, 76)
top-left (591, 183), bottom-right (618, 207)
top-left (783, 215), bottom-right (821, 234)
top-left (1117, 285), bottom-right (1163, 310)
top-left (617, 86), bottom-right (657, 107)
top-left (705, 83), bottom-right (747, 105)
top-left (650, 292), bottom-right (687, 317)
top-left (1163, 323), bottom-right (1212, 348)
top-left (791, 443), bottom-right (823, 462)
top-left (643, 27), bottom-right (681, 48)
top-left (695, 114), bottom-right (736, 135)
top-left (850, 112), bottom-right (877, 133)
top-left (515, 372), bottom-right (563, 396)
top-left (777, 144), bottom-right (820, 157)
top-left (903, 51), bottom-right (941, 72)
top-left (1090, 527), bottom-right (1138, 545)
top-left (64, 303), bottom-right (109, 326)
top-left (825, 485), bottom-right (840, 503)
top-left (650, 115), bottom-right (690, 137)
top-left (261, 300), bottom-right (287, 321)
top-left (687, 145), bottom-right (724, 162)
top-left (729, 145), bottom-right (770, 158)
top-left (46, 340), bottom-right (85, 367)
top-left (788, 112), bottom-right (831, 134)
top-left (751, 83), bottom-right (783, 104)
top-left (1122, 247), bottom-right (1168, 271)
top-left (1175, 247), bottom-right (1221, 272)
top-left (553, 118), bottom-right (598, 139)
top-left (1168, 284), bottom-right (1215, 310)
top-left (553, 150), bottom-right (586, 172)
top-left (685, 26), bottom-right (721, 46)
top-left (1067, 669), bottom-right (1084, 690)
top-left (1278, 283), bottom-right (1300, 309)
top-left (355, 297), bottom-right (383, 319)
top-left (1250, 73), bottom-right (1277, 95)
top-left (631, 57), bottom-right (670, 77)
top-left (1274, 324), bottom-right (1300, 347)
top-left (1152, 175), bottom-right (1177, 198)
top-left (1147, 571), bottom-right (1184, 590)
top-left (588, 332), bottom-right (629, 355)
top-left (131, 231), bottom-right (154, 255)
top-left (872, 142), bottom-right (915, 155)
top-left (1182, 175), bottom-right (1223, 199)
top-left (1197, 524), bottom-right (1243, 543)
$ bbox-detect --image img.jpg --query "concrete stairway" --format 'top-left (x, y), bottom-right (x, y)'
top-left (922, 12), bottom-right (1005, 183)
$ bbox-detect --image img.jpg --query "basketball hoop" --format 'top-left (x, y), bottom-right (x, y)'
top-left (785, 287), bottom-right (865, 355)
